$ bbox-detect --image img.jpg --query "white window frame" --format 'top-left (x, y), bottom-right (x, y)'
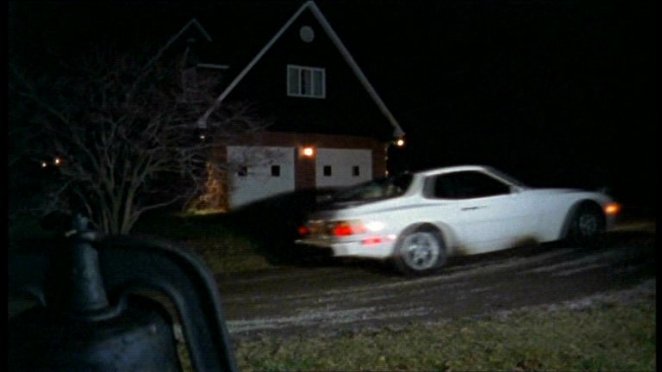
top-left (287, 64), bottom-right (326, 99)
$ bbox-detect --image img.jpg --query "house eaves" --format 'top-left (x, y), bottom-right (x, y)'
top-left (197, 1), bottom-right (405, 139)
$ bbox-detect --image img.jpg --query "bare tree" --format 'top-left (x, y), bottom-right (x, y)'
top-left (9, 46), bottom-right (269, 234)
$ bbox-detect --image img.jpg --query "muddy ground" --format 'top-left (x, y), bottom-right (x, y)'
top-left (217, 221), bottom-right (656, 340)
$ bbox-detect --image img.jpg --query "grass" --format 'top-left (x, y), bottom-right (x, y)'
top-left (132, 212), bottom-right (275, 274)
top-left (9, 203), bottom-right (318, 275)
top-left (229, 298), bottom-right (656, 371)
top-left (8, 211), bottom-right (278, 274)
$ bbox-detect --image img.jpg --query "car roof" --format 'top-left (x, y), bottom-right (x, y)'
top-left (415, 165), bottom-right (495, 177)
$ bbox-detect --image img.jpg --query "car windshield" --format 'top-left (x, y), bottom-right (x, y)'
top-left (332, 173), bottom-right (414, 202)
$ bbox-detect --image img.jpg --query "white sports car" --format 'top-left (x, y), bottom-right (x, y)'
top-left (296, 165), bottom-right (621, 275)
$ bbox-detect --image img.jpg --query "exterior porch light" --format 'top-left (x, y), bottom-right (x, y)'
top-left (301, 146), bottom-right (315, 158)
top-left (395, 138), bottom-right (405, 147)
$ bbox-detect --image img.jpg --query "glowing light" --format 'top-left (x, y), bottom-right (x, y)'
top-left (395, 138), bottom-right (405, 147)
top-left (41, 162), bottom-right (48, 168)
top-left (53, 157), bottom-right (62, 166)
top-left (199, 134), bottom-right (206, 140)
top-left (361, 237), bottom-right (383, 246)
top-left (605, 202), bottom-right (621, 216)
top-left (301, 146), bottom-right (315, 158)
top-left (331, 220), bottom-right (366, 237)
top-left (362, 232), bottom-right (396, 246)
top-left (365, 221), bottom-right (385, 232)
top-left (332, 223), bottom-right (355, 237)
top-left (298, 225), bottom-right (310, 237)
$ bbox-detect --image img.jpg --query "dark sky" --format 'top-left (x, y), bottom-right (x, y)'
top-left (9, 0), bottom-right (656, 204)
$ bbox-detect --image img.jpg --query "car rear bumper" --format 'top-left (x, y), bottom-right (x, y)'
top-left (295, 237), bottom-right (395, 259)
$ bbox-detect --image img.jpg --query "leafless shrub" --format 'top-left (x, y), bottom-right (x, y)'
top-left (9, 46), bottom-right (269, 233)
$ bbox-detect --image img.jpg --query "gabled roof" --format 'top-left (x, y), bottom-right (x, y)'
top-left (197, 1), bottom-right (404, 138)
top-left (144, 18), bottom-right (213, 71)
top-left (179, 18), bottom-right (213, 43)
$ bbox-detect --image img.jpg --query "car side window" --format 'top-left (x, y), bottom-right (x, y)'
top-left (430, 171), bottom-right (510, 199)
top-left (431, 175), bottom-right (456, 199)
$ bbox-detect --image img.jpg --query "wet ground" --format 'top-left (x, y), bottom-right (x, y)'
top-left (217, 220), bottom-right (656, 339)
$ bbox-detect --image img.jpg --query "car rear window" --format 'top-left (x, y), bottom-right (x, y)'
top-left (332, 173), bottom-right (413, 202)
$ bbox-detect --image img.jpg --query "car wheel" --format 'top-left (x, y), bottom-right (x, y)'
top-left (567, 204), bottom-right (606, 245)
top-left (394, 226), bottom-right (447, 275)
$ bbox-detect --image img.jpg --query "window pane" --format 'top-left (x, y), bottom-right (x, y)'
top-left (313, 69), bottom-right (324, 97)
top-left (323, 165), bottom-right (332, 176)
top-left (454, 172), bottom-right (510, 198)
top-left (288, 66), bottom-right (325, 98)
top-left (301, 69), bottom-right (312, 95)
top-left (352, 166), bottom-right (360, 177)
top-left (433, 175), bottom-right (456, 198)
top-left (271, 165), bottom-right (281, 177)
top-left (287, 66), bottom-right (299, 95)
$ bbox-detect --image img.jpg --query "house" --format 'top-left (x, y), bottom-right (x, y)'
top-left (194, 1), bottom-right (405, 210)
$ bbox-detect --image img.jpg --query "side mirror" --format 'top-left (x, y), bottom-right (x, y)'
top-left (9, 215), bottom-right (237, 372)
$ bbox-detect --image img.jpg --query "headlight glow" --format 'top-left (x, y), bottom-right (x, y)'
top-left (604, 202), bottom-right (621, 216)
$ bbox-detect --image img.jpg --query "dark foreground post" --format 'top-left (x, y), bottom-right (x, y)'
top-left (9, 214), bottom-right (237, 372)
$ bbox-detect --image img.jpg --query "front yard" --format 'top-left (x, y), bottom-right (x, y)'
top-left (232, 293), bottom-right (655, 371)
top-left (9, 212), bottom-right (657, 371)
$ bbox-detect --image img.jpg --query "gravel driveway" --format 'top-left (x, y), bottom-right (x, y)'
top-left (217, 221), bottom-right (655, 339)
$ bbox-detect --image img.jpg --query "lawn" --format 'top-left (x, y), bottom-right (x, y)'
top-left (132, 211), bottom-right (277, 273)
top-left (230, 296), bottom-right (656, 371)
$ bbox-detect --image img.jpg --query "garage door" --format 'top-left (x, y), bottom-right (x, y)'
top-left (227, 146), bottom-right (295, 208)
top-left (315, 148), bottom-right (372, 188)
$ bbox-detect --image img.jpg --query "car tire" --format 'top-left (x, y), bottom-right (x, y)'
top-left (567, 203), bottom-right (606, 246)
top-left (393, 226), bottom-right (447, 276)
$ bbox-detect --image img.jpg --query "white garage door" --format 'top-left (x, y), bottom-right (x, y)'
top-left (227, 146), bottom-right (295, 208)
top-left (316, 148), bottom-right (372, 188)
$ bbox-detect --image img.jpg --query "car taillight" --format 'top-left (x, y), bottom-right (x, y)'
top-left (331, 221), bottom-right (367, 237)
top-left (298, 225), bottom-right (310, 237)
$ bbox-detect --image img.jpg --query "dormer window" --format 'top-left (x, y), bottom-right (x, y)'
top-left (287, 65), bottom-right (325, 98)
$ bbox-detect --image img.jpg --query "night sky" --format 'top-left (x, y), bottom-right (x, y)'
top-left (9, 0), bottom-right (656, 207)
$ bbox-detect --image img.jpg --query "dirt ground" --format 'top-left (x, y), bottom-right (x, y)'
top-left (217, 220), bottom-right (656, 340)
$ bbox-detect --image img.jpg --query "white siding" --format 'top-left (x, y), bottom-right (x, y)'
top-left (227, 146), bottom-right (295, 208)
top-left (316, 148), bottom-right (372, 188)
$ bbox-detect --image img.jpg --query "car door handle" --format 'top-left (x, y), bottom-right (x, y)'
top-left (461, 206), bottom-right (486, 211)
